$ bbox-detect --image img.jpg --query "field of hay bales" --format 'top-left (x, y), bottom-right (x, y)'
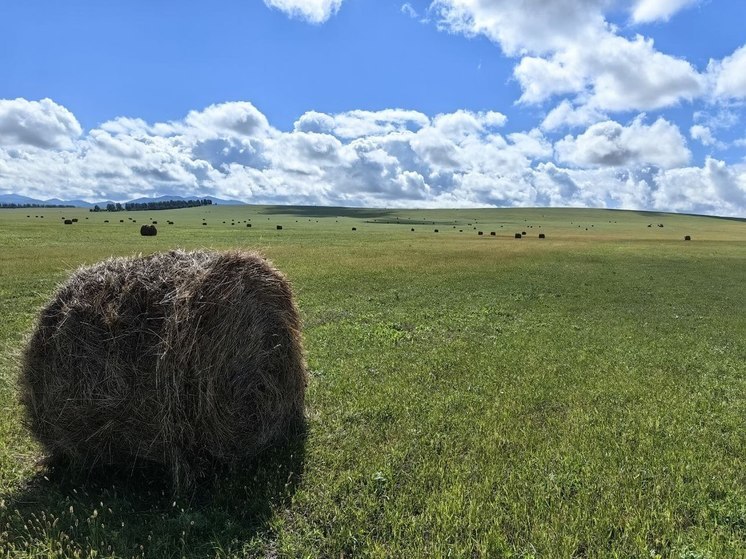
top-left (0, 205), bottom-right (745, 558)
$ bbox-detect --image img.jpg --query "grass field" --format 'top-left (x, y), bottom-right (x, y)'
top-left (0, 205), bottom-right (745, 558)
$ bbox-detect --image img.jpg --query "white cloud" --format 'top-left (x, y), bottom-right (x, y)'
top-left (2, 98), bottom-right (744, 216)
top-left (0, 98), bottom-right (82, 149)
top-left (555, 117), bottom-right (690, 169)
top-left (541, 100), bottom-right (606, 131)
top-left (401, 3), bottom-right (419, 19)
top-left (652, 158), bottom-right (746, 215)
top-left (262, 0), bottom-right (343, 23)
top-left (431, 0), bottom-right (608, 56)
top-left (709, 44), bottom-right (746, 99)
top-left (631, 0), bottom-right (698, 23)
top-left (294, 109), bottom-right (430, 139)
top-left (433, 0), bottom-right (705, 124)
top-left (690, 125), bottom-right (716, 147)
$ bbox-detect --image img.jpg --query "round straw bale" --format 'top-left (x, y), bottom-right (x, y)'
top-left (684, 235), bottom-right (691, 241)
top-left (515, 233), bottom-right (522, 239)
top-left (140, 224), bottom-right (157, 236)
top-left (19, 249), bottom-right (307, 489)
top-left (64, 219), bottom-right (73, 225)
top-left (539, 233), bottom-right (546, 239)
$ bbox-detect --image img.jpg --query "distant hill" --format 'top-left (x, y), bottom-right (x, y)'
top-left (0, 193), bottom-right (246, 207)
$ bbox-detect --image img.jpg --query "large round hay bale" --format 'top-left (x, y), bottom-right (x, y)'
top-left (20, 250), bottom-right (307, 489)
top-left (140, 224), bottom-right (157, 236)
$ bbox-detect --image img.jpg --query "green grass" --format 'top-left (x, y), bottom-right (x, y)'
top-left (0, 206), bottom-right (744, 558)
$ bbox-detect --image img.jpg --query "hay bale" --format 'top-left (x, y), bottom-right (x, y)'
top-left (247, 223), bottom-right (252, 228)
top-left (434, 229), bottom-right (439, 233)
top-left (490, 232), bottom-right (496, 236)
top-left (684, 235), bottom-right (691, 241)
top-left (72, 218), bottom-right (78, 223)
top-left (152, 221), bottom-right (158, 224)
top-left (64, 219), bottom-right (73, 225)
top-left (140, 224), bottom-right (157, 236)
top-left (539, 233), bottom-right (546, 239)
top-left (19, 249), bottom-right (307, 489)
top-left (352, 227), bottom-right (357, 231)
top-left (120, 220), bottom-right (124, 223)
top-left (276, 225), bottom-right (283, 230)
top-left (104, 220), bottom-right (109, 223)
top-left (478, 231), bottom-right (483, 236)
top-left (515, 233), bottom-right (522, 239)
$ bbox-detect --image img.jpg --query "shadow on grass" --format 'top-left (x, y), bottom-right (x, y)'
top-left (259, 205), bottom-right (394, 219)
top-left (0, 429), bottom-right (307, 558)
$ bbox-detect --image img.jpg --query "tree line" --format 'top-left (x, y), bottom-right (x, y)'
top-left (1, 203), bottom-right (75, 209)
top-left (90, 199), bottom-right (213, 212)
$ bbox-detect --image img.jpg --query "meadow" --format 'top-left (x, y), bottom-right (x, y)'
top-left (0, 205), bottom-right (744, 558)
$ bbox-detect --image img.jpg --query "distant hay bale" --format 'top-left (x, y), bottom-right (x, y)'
top-left (411, 228), bottom-right (415, 232)
top-left (19, 249), bottom-right (307, 489)
top-left (539, 233), bottom-right (546, 239)
top-left (515, 233), bottom-right (522, 239)
top-left (64, 219), bottom-right (73, 225)
top-left (152, 221), bottom-right (158, 224)
top-left (685, 235), bottom-right (691, 241)
top-left (247, 223), bottom-right (252, 228)
top-left (72, 218), bottom-right (78, 223)
top-left (352, 227), bottom-right (357, 231)
top-left (522, 231), bottom-right (526, 235)
top-left (104, 220), bottom-right (109, 223)
top-left (276, 225), bottom-right (283, 230)
top-left (140, 224), bottom-right (157, 236)
top-left (120, 220), bottom-right (124, 223)
top-left (490, 232), bottom-right (496, 236)
top-left (478, 231), bottom-right (483, 236)
top-left (434, 229), bottom-right (439, 233)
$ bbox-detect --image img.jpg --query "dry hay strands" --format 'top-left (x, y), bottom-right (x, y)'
top-left (20, 249), bottom-right (308, 490)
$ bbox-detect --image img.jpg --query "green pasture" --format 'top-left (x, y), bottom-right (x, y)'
top-left (0, 205), bottom-right (744, 558)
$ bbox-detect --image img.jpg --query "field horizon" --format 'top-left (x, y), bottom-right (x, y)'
top-left (1, 205), bottom-right (744, 558)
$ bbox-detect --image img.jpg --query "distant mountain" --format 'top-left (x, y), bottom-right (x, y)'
top-left (0, 194), bottom-right (48, 205)
top-left (1, 193), bottom-right (246, 207)
top-left (43, 198), bottom-right (96, 208)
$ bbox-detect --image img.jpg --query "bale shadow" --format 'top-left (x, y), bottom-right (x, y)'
top-left (0, 428), bottom-right (307, 558)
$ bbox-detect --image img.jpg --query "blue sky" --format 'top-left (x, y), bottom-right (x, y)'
top-left (1, 0), bottom-right (745, 215)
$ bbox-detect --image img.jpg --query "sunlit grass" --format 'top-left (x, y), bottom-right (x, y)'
top-left (1, 206), bottom-right (744, 557)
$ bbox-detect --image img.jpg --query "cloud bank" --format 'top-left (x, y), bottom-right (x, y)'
top-left (1, 98), bottom-right (745, 216)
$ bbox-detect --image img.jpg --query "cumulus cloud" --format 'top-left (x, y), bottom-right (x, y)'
top-left (0, 98), bottom-right (82, 149)
top-left (652, 158), bottom-right (746, 215)
top-left (690, 125), bottom-right (717, 147)
top-left (431, 0), bottom-right (608, 56)
top-left (2, 98), bottom-right (745, 216)
top-left (555, 117), bottom-right (690, 168)
top-left (432, 0), bottom-right (705, 129)
top-left (294, 109), bottom-right (430, 138)
top-left (631, 0), bottom-right (699, 23)
top-left (262, 0), bottom-right (343, 23)
top-left (709, 44), bottom-right (746, 99)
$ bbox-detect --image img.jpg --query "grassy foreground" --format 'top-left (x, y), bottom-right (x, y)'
top-left (0, 206), bottom-right (744, 558)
